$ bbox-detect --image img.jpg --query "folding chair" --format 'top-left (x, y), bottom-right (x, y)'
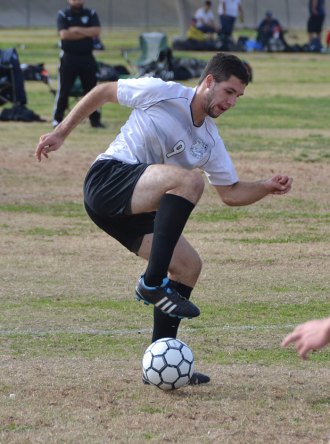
top-left (121, 32), bottom-right (169, 76)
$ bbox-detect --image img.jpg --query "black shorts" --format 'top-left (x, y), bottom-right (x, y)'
top-left (307, 15), bottom-right (325, 33)
top-left (83, 159), bottom-right (155, 253)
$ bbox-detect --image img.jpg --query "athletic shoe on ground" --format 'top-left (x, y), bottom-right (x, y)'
top-left (143, 371), bottom-right (210, 386)
top-left (90, 121), bottom-right (106, 128)
top-left (189, 371), bottom-right (210, 385)
top-left (135, 276), bottom-right (200, 319)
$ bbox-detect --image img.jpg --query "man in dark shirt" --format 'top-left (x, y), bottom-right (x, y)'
top-left (256, 11), bottom-right (287, 51)
top-left (53, 0), bottom-right (103, 128)
top-left (307, 0), bottom-right (326, 44)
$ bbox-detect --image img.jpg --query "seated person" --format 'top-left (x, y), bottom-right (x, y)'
top-left (186, 17), bottom-right (219, 50)
top-left (187, 17), bottom-right (213, 41)
top-left (256, 11), bottom-right (288, 50)
top-left (194, 0), bottom-right (219, 35)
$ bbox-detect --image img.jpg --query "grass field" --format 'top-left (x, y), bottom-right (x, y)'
top-left (0, 28), bottom-right (330, 443)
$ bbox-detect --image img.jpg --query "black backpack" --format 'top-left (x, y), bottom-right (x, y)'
top-left (0, 104), bottom-right (45, 122)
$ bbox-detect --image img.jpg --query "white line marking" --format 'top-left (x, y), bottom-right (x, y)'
top-left (0, 324), bottom-right (297, 336)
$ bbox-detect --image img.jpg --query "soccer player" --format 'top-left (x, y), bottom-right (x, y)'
top-left (35, 53), bottom-right (293, 385)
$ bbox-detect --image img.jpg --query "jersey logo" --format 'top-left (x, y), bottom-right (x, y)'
top-left (190, 138), bottom-right (208, 159)
top-left (166, 141), bottom-right (185, 158)
top-left (81, 16), bottom-right (89, 24)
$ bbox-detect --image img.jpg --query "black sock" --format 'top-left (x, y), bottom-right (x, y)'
top-left (144, 194), bottom-right (195, 287)
top-left (152, 282), bottom-right (193, 342)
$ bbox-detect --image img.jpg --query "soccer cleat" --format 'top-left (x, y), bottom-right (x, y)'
top-left (90, 121), bottom-right (106, 128)
top-left (189, 371), bottom-right (210, 385)
top-left (142, 371), bottom-right (210, 386)
top-left (135, 276), bottom-right (200, 319)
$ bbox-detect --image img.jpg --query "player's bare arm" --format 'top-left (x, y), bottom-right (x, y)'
top-left (214, 174), bottom-right (293, 206)
top-left (35, 82), bottom-right (118, 162)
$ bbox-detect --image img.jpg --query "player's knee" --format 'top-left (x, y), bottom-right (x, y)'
top-left (169, 249), bottom-right (202, 284)
top-left (192, 253), bottom-right (203, 280)
top-left (185, 170), bottom-right (205, 200)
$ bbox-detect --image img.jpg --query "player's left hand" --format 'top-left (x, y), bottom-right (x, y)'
top-left (265, 174), bottom-right (293, 195)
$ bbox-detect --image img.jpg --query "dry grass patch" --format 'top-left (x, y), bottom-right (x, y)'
top-left (1, 358), bottom-right (329, 444)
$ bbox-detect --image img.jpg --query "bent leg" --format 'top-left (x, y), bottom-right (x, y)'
top-left (138, 233), bottom-right (202, 288)
top-left (53, 56), bottom-right (78, 123)
top-left (130, 164), bottom-right (205, 214)
top-left (138, 233), bottom-right (202, 341)
top-left (79, 55), bottom-right (101, 125)
top-left (131, 164), bottom-right (204, 287)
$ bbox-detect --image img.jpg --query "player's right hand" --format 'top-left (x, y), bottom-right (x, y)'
top-left (35, 132), bottom-right (64, 162)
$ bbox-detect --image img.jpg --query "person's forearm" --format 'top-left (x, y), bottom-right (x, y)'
top-left (73, 26), bottom-right (100, 38)
top-left (59, 27), bottom-right (100, 40)
top-left (218, 180), bottom-right (270, 206)
top-left (215, 174), bottom-right (292, 206)
top-left (54, 83), bottom-right (117, 138)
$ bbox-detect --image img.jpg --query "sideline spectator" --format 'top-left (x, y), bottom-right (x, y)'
top-left (256, 11), bottom-right (288, 51)
top-left (282, 317), bottom-right (330, 359)
top-left (218, 0), bottom-right (244, 38)
top-left (53, 0), bottom-right (104, 128)
top-left (194, 1), bottom-right (219, 35)
top-left (307, 0), bottom-right (326, 44)
top-left (185, 17), bottom-right (220, 51)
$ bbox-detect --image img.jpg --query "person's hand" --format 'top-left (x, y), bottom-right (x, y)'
top-left (281, 318), bottom-right (330, 359)
top-left (35, 132), bottom-right (65, 162)
top-left (264, 174), bottom-right (293, 195)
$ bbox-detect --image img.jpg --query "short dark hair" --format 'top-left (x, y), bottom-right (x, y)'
top-left (198, 52), bottom-right (250, 85)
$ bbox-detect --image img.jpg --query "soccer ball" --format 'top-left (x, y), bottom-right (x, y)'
top-left (142, 337), bottom-right (194, 390)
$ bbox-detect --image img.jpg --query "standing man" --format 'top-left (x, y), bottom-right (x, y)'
top-left (307, 0), bottom-right (326, 44)
top-left (36, 53), bottom-right (292, 385)
top-left (53, 0), bottom-right (104, 128)
top-left (218, 0), bottom-right (244, 38)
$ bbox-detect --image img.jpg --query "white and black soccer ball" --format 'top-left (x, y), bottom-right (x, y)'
top-left (142, 337), bottom-right (194, 390)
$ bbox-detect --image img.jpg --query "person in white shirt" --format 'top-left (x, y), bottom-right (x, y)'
top-left (35, 53), bottom-right (293, 386)
top-left (194, 0), bottom-right (219, 35)
top-left (218, 0), bottom-right (244, 37)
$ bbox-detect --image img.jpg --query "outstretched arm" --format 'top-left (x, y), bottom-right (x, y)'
top-left (281, 317), bottom-right (330, 359)
top-left (35, 82), bottom-right (118, 162)
top-left (214, 174), bottom-right (293, 206)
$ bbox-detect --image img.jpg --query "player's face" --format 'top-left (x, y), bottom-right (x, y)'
top-left (204, 75), bottom-right (246, 119)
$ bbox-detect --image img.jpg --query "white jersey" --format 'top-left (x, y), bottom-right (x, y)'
top-left (194, 7), bottom-right (216, 28)
top-left (218, 0), bottom-right (241, 17)
top-left (96, 77), bottom-right (238, 186)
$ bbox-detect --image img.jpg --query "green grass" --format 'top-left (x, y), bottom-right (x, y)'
top-left (191, 208), bottom-right (329, 222)
top-left (222, 96), bottom-right (330, 130)
top-left (0, 202), bottom-right (85, 217)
